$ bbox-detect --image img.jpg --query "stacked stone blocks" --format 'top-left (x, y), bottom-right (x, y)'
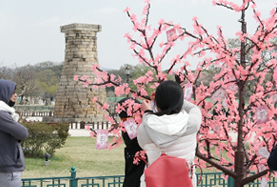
top-left (54, 23), bottom-right (106, 121)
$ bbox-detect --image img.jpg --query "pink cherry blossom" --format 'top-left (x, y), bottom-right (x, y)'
top-left (158, 19), bottom-right (165, 25)
top-left (123, 7), bottom-right (130, 13)
top-left (102, 103), bottom-right (109, 110)
top-left (192, 16), bottom-right (198, 21)
top-left (85, 125), bottom-right (90, 131)
top-left (89, 131), bottom-right (96, 138)
top-left (73, 75), bottom-right (79, 81)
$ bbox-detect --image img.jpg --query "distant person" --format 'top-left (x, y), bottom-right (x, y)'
top-left (138, 80), bottom-right (202, 187)
top-left (117, 97), bottom-right (146, 187)
top-left (0, 79), bottom-right (29, 187)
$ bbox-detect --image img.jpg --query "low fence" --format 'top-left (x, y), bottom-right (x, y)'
top-left (16, 110), bottom-right (111, 130)
top-left (21, 167), bottom-right (277, 187)
top-left (69, 121), bottom-right (111, 130)
top-left (17, 111), bottom-right (54, 117)
top-left (15, 105), bottom-right (54, 112)
top-left (22, 167), bottom-right (123, 187)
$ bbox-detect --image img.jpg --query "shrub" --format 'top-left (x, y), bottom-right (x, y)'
top-left (21, 121), bottom-right (69, 158)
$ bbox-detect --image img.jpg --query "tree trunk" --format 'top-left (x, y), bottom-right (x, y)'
top-left (234, 9), bottom-right (247, 187)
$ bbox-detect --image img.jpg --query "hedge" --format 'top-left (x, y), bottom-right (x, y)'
top-left (21, 121), bottom-right (69, 158)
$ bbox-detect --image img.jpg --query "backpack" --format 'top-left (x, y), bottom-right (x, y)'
top-left (139, 153), bottom-right (193, 187)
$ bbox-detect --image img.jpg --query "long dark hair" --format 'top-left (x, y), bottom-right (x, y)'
top-left (154, 80), bottom-right (184, 116)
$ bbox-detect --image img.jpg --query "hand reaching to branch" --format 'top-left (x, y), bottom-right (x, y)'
top-left (150, 91), bottom-right (155, 101)
top-left (141, 100), bottom-right (152, 112)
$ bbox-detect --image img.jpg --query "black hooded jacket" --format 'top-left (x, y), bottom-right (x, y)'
top-left (117, 97), bottom-right (146, 187)
top-left (0, 79), bottom-right (28, 172)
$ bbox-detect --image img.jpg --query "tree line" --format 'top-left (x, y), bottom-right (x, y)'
top-left (0, 59), bottom-right (270, 104)
top-left (1, 36), bottom-right (274, 104)
top-left (0, 61), bottom-right (63, 103)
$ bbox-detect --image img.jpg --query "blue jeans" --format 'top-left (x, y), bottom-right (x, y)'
top-left (0, 172), bottom-right (22, 187)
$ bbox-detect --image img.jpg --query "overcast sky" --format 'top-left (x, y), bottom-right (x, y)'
top-left (0, 0), bottom-right (275, 70)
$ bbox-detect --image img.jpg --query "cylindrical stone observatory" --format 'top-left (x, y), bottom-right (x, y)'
top-left (54, 23), bottom-right (106, 121)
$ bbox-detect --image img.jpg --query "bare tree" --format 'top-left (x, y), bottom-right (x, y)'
top-left (13, 65), bottom-right (39, 103)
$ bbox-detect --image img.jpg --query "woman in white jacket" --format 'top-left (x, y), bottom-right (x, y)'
top-left (137, 80), bottom-right (202, 187)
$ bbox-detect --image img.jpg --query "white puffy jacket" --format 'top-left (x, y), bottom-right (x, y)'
top-left (137, 100), bottom-right (202, 187)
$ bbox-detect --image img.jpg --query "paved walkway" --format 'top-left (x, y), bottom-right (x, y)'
top-left (69, 129), bottom-right (90, 137)
top-left (25, 116), bottom-right (90, 137)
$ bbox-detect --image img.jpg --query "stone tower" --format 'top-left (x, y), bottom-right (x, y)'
top-left (54, 23), bottom-right (106, 122)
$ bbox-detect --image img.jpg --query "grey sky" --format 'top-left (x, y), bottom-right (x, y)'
top-left (0, 0), bottom-right (275, 70)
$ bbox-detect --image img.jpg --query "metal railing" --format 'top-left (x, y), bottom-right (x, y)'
top-left (22, 167), bottom-right (277, 187)
top-left (22, 167), bottom-right (124, 187)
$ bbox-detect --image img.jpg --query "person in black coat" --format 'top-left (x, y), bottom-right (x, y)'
top-left (117, 97), bottom-right (146, 187)
top-left (0, 79), bottom-right (28, 187)
top-left (268, 144), bottom-right (277, 170)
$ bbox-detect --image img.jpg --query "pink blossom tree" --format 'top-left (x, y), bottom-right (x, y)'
top-left (76, 0), bottom-right (277, 186)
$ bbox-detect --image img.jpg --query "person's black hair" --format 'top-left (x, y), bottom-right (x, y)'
top-left (154, 80), bottom-right (184, 116)
top-left (117, 97), bottom-right (141, 118)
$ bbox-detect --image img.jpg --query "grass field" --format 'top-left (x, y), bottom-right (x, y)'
top-left (22, 137), bottom-right (125, 179)
top-left (21, 136), bottom-right (213, 179)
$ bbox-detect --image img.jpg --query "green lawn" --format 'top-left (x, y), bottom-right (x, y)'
top-left (22, 137), bottom-right (125, 178)
top-left (22, 136), bottom-right (215, 179)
